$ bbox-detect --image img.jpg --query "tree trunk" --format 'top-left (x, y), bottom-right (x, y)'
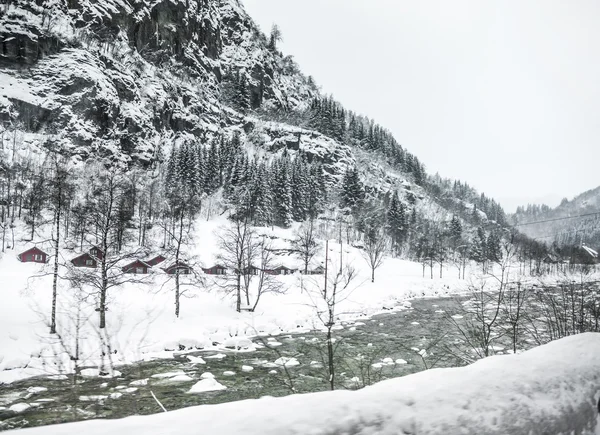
top-left (50, 184), bottom-right (62, 334)
top-left (327, 322), bottom-right (335, 391)
top-left (174, 210), bottom-right (184, 318)
top-left (430, 257), bottom-right (433, 279)
top-left (30, 213), bottom-right (35, 240)
top-left (100, 258), bottom-right (107, 329)
top-left (324, 240), bottom-right (329, 299)
top-left (236, 273), bottom-right (242, 312)
top-left (175, 273), bottom-right (180, 317)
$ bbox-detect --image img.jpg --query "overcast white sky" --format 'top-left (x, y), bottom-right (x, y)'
top-left (242, 0), bottom-right (600, 212)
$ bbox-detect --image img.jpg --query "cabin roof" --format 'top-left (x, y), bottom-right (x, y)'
top-left (166, 261), bottom-right (191, 269)
top-left (71, 252), bottom-right (94, 261)
top-left (122, 259), bottom-right (152, 268)
top-left (20, 246), bottom-right (48, 256)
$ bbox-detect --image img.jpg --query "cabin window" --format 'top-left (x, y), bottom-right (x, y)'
top-left (35, 254), bottom-right (42, 261)
top-left (27, 255), bottom-right (32, 261)
top-left (136, 267), bottom-right (144, 274)
top-left (86, 259), bottom-right (94, 266)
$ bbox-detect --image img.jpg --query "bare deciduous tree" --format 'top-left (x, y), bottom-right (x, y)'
top-left (302, 240), bottom-right (360, 390)
top-left (216, 217), bottom-right (255, 312)
top-left (47, 153), bottom-right (73, 334)
top-left (292, 218), bottom-right (319, 274)
top-left (250, 238), bottom-right (286, 311)
top-left (361, 226), bottom-right (389, 283)
top-left (444, 278), bottom-right (506, 363)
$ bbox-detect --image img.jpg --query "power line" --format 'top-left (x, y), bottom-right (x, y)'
top-left (514, 211), bottom-right (600, 227)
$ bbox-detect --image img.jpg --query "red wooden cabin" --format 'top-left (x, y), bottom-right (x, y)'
top-left (71, 253), bottom-right (97, 268)
top-left (202, 264), bottom-right (227, 275)
top-left (308, 265), bottom-right (325, 275)
top-left (271, 265), bottom-right (296, 276)
top-left (164, 261), bottom-right (193, 275)
top-left (122, 260), bottom-right (151, 274)
top-left (18, 247), bottom-right (48, 263)
top-left (89, 246), bottom-right (104, 260)
top-left (146, 255), bottom-right (166, 267)
top-left (235, 265), bottom-right (260, 276)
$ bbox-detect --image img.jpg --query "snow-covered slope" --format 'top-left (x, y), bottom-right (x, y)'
top-left (0, 214), bottom-right (473, 384)
top-left (6, 333), bottom-right (600, 435)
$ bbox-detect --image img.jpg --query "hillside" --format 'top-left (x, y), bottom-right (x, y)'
top-left (512, 186), bottom-right (600, 253)
top-left (0, 0), bottom-right (520, 241)
top-left (0, 0), bottom-right (560, 390)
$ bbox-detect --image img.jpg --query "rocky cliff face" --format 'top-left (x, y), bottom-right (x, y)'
top-left (0, 0), bottom-right (318, 166)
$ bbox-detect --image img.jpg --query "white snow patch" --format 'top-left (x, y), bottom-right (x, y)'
top-left (188, 379), bottom-right (226, 393)
top-left (205, 353), bottom-right (227, 360)
top-left (273, 357), bottom-right (300, 367)
top-left (186, 356), bottom-right (206, 365)
top-left (151, 371), bottom-right (186, 379)
top-left (9, 403), bottom-right (31, 413)
top-left (27, 386), bottom-right (47, 394)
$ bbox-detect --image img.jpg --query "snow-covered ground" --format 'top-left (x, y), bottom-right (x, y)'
top-left (6, 333), bottom-right (600, 435)
top-left (0, 215), bottom-right (480, 384)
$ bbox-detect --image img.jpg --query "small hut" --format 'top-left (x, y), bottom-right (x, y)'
top-left (271, 265), bottom-right (296, 276)
top-left (309, 265), bottom-right (325, 275)
top-left (122, 260), bottom-right (152, 274)
top-left (71, 253), bottom-right (97, 268)
top-left (164, 261), bottom-right (193, 275)
top-left (202, 264), bottom-right (227, 275)
top-left (18, 247), bottom-right (48, 263)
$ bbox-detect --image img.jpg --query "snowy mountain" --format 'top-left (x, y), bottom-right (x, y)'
top-left (512, 186), bottom-right (600, 251)
top-left (0, 0), bottom-right (516, 237)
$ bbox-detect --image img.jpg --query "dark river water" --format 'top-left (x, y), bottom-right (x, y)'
top-left (0, 296), bottom-right (465, 431)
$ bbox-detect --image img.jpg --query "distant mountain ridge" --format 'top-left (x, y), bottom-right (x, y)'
top-left (512, 186), bottom-right (600, 250)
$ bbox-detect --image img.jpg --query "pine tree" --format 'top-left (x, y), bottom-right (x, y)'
top-left (268, 24), bottom-right (283, 51)
top-left (307, 163), bottom-right (325, 218)
top-left (471, 227), bottom-right (488, 264)
top-left (291, 156), bottom-right (309, 221)
top-left (340, 166), bottom-right (364, 211)
top-left (487, 232), bottom-right (502, 263)
top-left (448, 215), bottom-right (463, 249)
top-left (252, 161), bottom-right (272, 226)
top-left (272, 155), bottom-right (292, 227)
top-left (387, 191), bottom-right (407, 253)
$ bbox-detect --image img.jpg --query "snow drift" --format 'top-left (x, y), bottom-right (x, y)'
top-left (8, 333), bottom-right (600, 435)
